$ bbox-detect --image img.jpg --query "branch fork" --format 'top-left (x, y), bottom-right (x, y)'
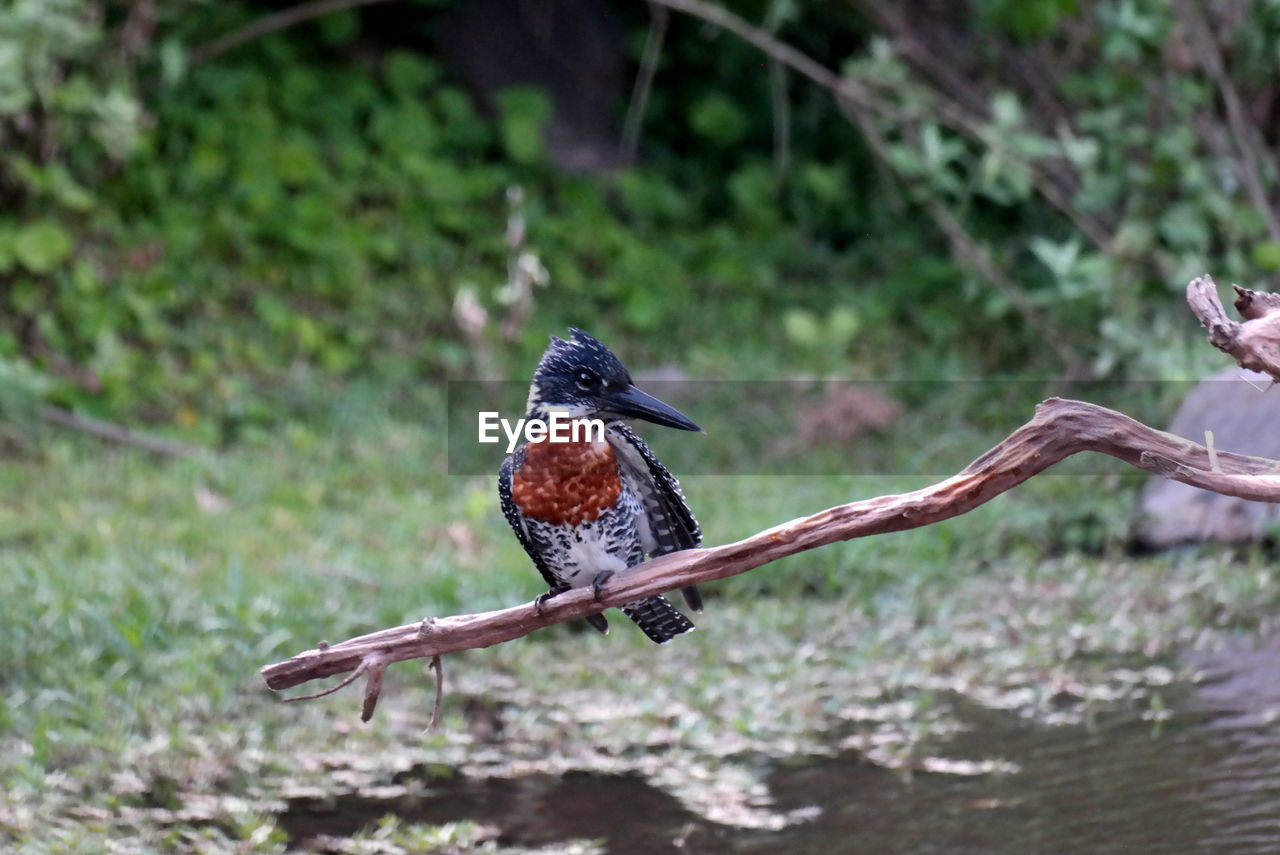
top-left (1187, 275), bottom-right (1280, 382)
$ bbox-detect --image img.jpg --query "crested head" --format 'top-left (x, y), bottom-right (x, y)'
top-left (522, 329), bottom-right (701, 432)
top-left (525, 329), bottom-right (632, 420)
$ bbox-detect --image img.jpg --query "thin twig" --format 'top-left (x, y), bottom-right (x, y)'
top-left (283, 660), bottom-right (368, 702)
top-left (1175, 0), bottom-right (1280, 241)
top-left (621, 2), bottom-right (669, 162)
top-left (648, 0), bottom-right (1115, 253)
top-left (426, 655), bottom-right (444, 732)
top-left (189, 0), bottom-right (394, 67)
top-left (361, 655), bottom-right (388, 723)
top-left (923, 196), bottom-right (1085, 378)
top-left (647, 0), bottom-right (1087, 374)
top-left (37, 405), bottom-right (207, 459)
top-left (851, 0), bottom-right (1080, 200)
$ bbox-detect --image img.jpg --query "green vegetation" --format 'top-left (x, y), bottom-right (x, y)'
top-left (5, 1), bottom-right (1275, 426)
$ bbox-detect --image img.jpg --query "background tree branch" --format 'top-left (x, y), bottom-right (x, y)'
top-left (189, 0), bottom-right (394, 67)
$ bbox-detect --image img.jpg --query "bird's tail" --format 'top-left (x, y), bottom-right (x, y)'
top-left (622, 596), bottom-right (694, 644)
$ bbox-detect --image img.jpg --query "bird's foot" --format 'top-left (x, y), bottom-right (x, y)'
top-left (591, 570), bottom-right (616, 602)
top-left (534, 588), bottom-right (567, 617)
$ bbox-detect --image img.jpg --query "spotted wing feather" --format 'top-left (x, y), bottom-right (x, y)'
top-left (608, 424), bottom-right (704, 612)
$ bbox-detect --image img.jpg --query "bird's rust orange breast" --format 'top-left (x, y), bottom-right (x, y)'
top-left (511, 436), bottom-right (621, 526)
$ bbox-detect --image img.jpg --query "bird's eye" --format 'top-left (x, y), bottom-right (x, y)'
top-left (575, 369), bottom-right (599, 391)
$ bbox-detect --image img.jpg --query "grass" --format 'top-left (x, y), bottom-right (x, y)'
top-left (1, 382), bottom-right (1275, 852)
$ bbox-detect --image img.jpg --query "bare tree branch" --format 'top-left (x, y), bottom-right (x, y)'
top-left (1186, 275), bottom-right (1280, 381)
top-left (37, 405), bottom-right (207, 459)
top-left (426, 654), bottom-right (444, 732)
top-left (649, 0), bottom-right (1116, 253)
top-left (1174, 0), bottom-right (1280, 242)
top-left (621, 2), bottom-right (670, 163)
top-left (645, 0), bottom-right (1092, 376)
top-left (189, 0), bottom-right (395, 67)
top-left (262, 394), bottom-right (1280, 718)
top-left (921, 196), bottom-right (1085, 378)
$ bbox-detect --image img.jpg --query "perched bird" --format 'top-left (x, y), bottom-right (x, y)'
top-left (498, 329), bottom-right (704, 643)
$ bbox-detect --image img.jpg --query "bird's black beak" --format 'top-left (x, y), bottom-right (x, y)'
top-left (605, 384), bottom-right (702, 432)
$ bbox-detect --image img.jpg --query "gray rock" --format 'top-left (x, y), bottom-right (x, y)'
top-left (1135, 368), bottom-right (1280, 547)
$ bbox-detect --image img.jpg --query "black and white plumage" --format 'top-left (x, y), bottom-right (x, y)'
top-left (499, 329), bottom-right (704, 643)
top-left (609, 424), bottom-right (703, 612)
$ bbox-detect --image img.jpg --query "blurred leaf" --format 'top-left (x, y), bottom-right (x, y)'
top-left (979, 0), bottom-right (1078, 40)
top-left (0, 353), bottom-right (50, 416)
top-left (1158, 204), bottom-right (1209, 251)
top-left (384, 51), bottom-right (438, 95)
top-left (690, 93), bottom-right (749, 147)
top-left (991, 91), bottom-right (1024, 128)
top-left (159, 37), bottom-right (186, 86)
top-left (828, 306), bottom-right (861, 347)
top-left (1030, 236), bottom-right (1082, 279)
top-left (495, 86), bottom-right (550, 165)
top-left (316, 8), bottom-right (360, 45)
top-left (13, 222), bottom-right (72, 273)
top-left (783, 309), bottom-right (821, 346)
top-left (1252, 241), bottom-right (1280, 272)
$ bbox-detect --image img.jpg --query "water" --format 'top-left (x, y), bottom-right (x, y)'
top-left (282, 636), bottom-right (1280, 853)
top-left (282, 771), bottom-right (709, 853)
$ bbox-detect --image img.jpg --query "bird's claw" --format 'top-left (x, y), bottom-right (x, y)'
top-left (534, 589), bottom-right (563, 617)
top-left (591, 570), bottom-right (615, 602)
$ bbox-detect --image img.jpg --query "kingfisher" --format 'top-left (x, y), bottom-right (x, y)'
top-left (498, 329), bottom-right (704, 643)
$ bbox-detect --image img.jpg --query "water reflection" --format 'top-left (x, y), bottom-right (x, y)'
top-left (283, 637), bottom-right (1280, 853)
top-left (762, 638), bottom-right (1280, 855)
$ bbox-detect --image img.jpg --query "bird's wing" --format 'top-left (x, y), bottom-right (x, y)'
top-left (608, 424), bottom-right (702, 555)
top-left (609, 424), bottom-right (704, 612)
top-left (499, 450), bottom-right (563, 593)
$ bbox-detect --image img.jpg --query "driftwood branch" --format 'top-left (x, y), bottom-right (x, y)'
top-left (1186, 275), bottom-right (1280, 381)
top-left (263, 274), bottom-right (1280, 719)
top-left (262, 397), bottom-right (1280, 717)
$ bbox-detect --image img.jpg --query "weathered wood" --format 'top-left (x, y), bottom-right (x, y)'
top-left (1187, 275), bottom-right (1280, 381)
top-left (261, 397), bottom-right (1280, 711)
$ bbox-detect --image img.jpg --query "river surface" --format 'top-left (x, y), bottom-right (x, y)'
top-left (282, 636), bottom-right (1280, 853)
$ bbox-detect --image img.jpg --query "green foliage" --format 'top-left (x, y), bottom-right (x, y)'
top-left (0, 0), bottom-right (1275, 425)
top-left (824, 1), bottom-right (1280, 379)
top-left (0, 353), bottom-right (50, 419)
top-left (7, 221), bottom-right (72, 273)
top-left (496, 86), bottom-right (552, 164)
top-left (977, 0), bottom-right (1078, 41)
top-left (0, 2), bottom-right (930, 425)
top-left (0, 0), bottom-right (146, 161)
